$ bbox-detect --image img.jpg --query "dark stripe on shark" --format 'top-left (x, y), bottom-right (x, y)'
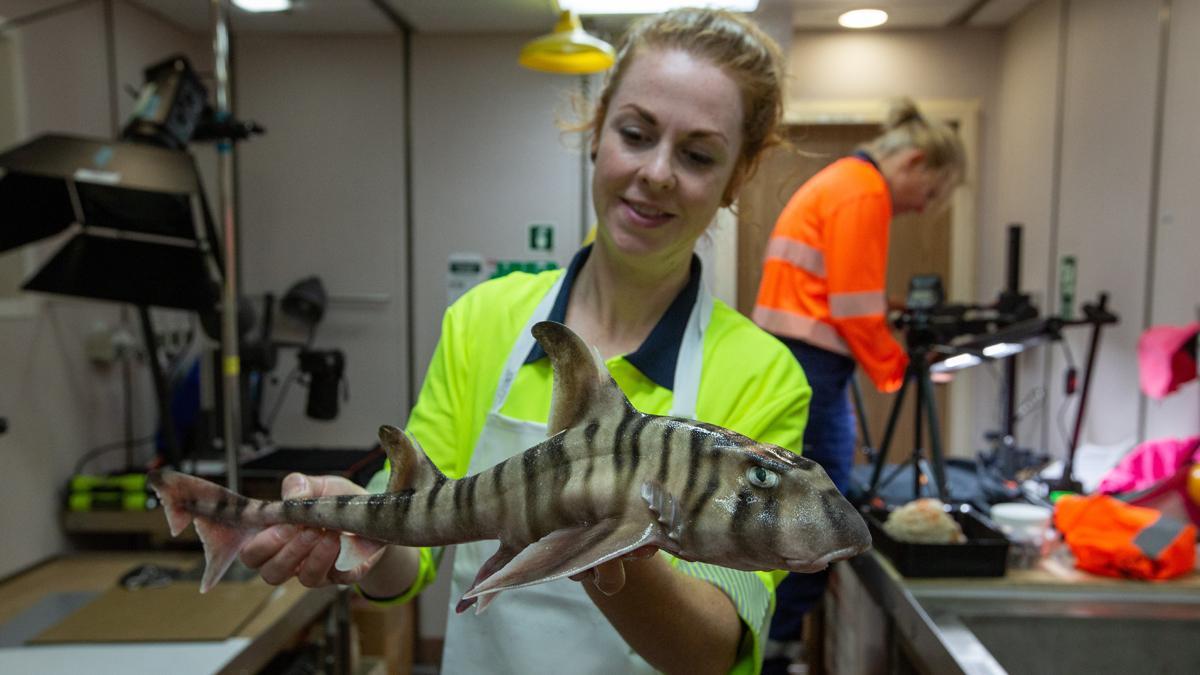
top-left (628, 415), bottom-right (652, 473)
top-left (336, 494), bottom-right (356, 508)
top-left (819, 488), bottom-right (848, 532)
top-left (426, 479), bottom-right (446, 513)
top-left (492, 458), bottom-right (509, 528)
top-left (683, 428), bottom-right (707, 503)
top-left (730, 487), bottom-right (755, 546)
top-left (543, 434), bottom-right (571, 520)
top-left (688, 460), bottom-right (722, 525)
top-left (612, 408), bottom-right (636, 471)
top-left (234, 495), bottom-right (250, 517)
top-left (523, 447), bottom-right (542, 538)
top-left (657, 422), bottom-right (675, 485)
top-left (464, 474), bottom-right (480, 533)
top-left (760, 494), bottom-right (781, 552)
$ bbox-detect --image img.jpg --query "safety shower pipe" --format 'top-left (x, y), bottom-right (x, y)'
top-left (212, 0), bottom-right (242, 491)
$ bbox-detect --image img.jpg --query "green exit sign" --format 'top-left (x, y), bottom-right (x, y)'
top-left (529, 224), bottom-right (554, 252)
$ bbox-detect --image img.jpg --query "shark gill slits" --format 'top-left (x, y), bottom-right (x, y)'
top-left (657, 423), bottom-right (675, 484)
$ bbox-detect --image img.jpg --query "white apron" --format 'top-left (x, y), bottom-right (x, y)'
top-left (440, 270), bottom-right (714, 674)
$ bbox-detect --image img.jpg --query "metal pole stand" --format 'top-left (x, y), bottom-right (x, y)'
top-left (863, 345), bottom-right (949, 505)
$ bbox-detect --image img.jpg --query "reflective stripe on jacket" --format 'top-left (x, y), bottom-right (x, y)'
top-left (753, 156), bottom-right (908, 392)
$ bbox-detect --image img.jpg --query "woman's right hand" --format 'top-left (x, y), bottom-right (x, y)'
top-left (240, 472), bottom-right (380, 588)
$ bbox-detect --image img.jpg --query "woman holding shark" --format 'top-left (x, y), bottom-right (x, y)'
top-left (237, 9), bottom-right (827, 674)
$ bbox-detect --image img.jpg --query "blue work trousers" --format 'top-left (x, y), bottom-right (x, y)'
top-left (769, 337), bottom-right (857, 642)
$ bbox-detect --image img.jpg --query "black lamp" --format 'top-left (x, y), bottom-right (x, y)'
top-left (0, 54), bottom-right (264, 468)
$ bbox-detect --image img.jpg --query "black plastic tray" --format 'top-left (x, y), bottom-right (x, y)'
top-left (864, 505), bottom-right (1010, 577)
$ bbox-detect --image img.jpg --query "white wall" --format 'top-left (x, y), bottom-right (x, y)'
top-left (235, 33), bottom-right (409, 447)
top-left (983, 0), bottom-right (1200, 464)
top-left (0, 0), bottom-right (208, 578)
top-left (409, 32), bottom-right (590, 386)
top-left (1144, 0), bottom-right (1200, 438)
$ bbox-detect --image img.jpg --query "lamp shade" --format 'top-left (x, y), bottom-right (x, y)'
top-left (519, 11), bottom-right (614, 75)
top-left (0, 133), bottom-right (217, 310)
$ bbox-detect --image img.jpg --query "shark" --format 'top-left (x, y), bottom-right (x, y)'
top-left (150, 320), bottom-right (871, 612)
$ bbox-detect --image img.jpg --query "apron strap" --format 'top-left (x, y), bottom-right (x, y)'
top-left (491, 273), bottom-right (566, 414)
top-left (669, 266), bottom-right (713, 419)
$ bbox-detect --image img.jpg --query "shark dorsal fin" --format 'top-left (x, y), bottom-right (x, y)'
top-left (378, 425), bottom-right (445, 493)
top-left (532, 321), bottom-right (634, 436)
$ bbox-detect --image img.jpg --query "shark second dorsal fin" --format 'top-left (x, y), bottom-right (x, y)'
top-left (379, 425), bottom-right (445, 493)
top-left (532, 321), bottom-right (634, 436)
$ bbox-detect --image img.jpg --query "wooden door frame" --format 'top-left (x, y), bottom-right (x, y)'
top-left (782, 98), bottom-right (982, 458)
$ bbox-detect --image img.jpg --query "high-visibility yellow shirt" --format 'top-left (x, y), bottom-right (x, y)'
top-left (754, 154), bottom-right (908, 392)
top-left (372, 247), bottom-right (811, 674)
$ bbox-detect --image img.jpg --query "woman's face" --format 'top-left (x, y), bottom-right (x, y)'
top-left (888, 151), bottom-right (954, 215)
top-left (592, 48), bottom-right (745, 263)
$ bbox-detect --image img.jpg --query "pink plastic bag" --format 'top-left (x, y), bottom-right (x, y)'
top-left (1138, 322), bottom-right (1199, 399)
top-left (1096, 436), bottom-right (1200, 527)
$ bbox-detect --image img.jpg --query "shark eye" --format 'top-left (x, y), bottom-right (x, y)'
top-left (746, 466), bottom-right (779, 488)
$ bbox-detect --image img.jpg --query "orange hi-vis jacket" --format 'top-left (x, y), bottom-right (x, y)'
top-left (753, 155), bottom-right (908, 392)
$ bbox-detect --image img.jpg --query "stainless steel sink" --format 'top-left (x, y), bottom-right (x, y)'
top-left (917, 589), bottom-right (1200, 675)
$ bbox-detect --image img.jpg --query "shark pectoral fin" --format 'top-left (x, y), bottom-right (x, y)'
top-left (641, 480), bottom-right (686, 545)
top-left (462, 518), bottom-right (664, 602)
top-left (455, 543), bottom-right (521, 615)
top-left (334, 534), bottom-right (386, 572)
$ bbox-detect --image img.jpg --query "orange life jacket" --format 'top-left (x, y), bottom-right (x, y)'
top-left (1054, 494), bottom-right (1196, 581)
top-left (753, 156), bottom-right (908, 392)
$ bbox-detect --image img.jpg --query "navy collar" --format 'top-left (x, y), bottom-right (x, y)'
top-left (523, 244), bottom-right (702, 391)
top-left (852, 149), bottom-right (880, 171)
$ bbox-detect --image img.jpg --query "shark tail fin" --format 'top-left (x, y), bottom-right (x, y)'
top-left (531, 321), bottom-right (635, 436)
top-left (148, 469), bottom-right (269, 593)
top-left (379, 425), bottom-right (446, 493)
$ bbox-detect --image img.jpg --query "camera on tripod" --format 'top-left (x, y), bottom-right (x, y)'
top-left (892, 275), bottom-right (992, 352)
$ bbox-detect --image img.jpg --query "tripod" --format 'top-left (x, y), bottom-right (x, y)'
top-left (863, 343), bottom-right (949, 503)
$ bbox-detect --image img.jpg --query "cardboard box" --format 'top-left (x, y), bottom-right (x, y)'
top-left (351, 595), bottom-right (415, 675)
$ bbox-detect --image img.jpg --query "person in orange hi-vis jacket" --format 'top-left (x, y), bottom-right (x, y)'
top-left (755, 98), bottom-right (965, 674)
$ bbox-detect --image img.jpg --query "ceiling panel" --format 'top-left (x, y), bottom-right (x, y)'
top-left (128, 0), bottom-right (1037, 35)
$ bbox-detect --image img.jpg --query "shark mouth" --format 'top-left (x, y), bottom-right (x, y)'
top-left (785, 546), bottom-right (863, 573)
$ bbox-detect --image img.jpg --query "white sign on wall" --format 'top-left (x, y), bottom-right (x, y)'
top-left (446, 252), bottom-right (485, 307)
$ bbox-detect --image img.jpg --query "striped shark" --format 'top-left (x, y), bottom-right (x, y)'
top-left (150, 321), bottom-right (871, 612)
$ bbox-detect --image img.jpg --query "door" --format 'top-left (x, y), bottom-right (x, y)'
top-left (737, 124), bottom-right (952, 471)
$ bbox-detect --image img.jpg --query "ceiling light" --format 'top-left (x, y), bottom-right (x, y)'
top-left (557, 1), bottom-right (759, 15)
top-left (232, 0), bottom-right (291, 12)
top-left (838, 8), bottom-right (888, 29)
